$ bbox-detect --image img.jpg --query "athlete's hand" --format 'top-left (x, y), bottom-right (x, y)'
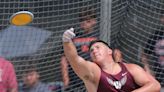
top-left (62, 28), bottom-right (75, 42)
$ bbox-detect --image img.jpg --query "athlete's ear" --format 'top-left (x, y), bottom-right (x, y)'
top-left (107, 48), bottom-right (113, 55)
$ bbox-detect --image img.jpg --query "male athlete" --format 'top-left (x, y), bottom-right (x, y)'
top-left (62, 28), bottom-right (161, 92)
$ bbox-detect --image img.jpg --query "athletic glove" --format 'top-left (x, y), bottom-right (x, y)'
top-left (62, 28), bottom-right (75, 42)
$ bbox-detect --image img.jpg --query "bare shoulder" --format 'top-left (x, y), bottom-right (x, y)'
top-left (123, 63), bottom-right (144, 72)
top-left (82, 61), bottom-right (101, 88)
top-left (86, 60), bottom-right (101, 72)
top-left (123, 63), bottom-right (150, 83)
top-left (84, 60), bottom-right (101, 80)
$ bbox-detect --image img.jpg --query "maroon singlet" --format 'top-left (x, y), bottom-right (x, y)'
top-left (97, 62), bottom-right (140, 92)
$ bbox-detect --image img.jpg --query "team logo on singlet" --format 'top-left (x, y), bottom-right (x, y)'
top-left (106, 75), bottom-right (127, 89)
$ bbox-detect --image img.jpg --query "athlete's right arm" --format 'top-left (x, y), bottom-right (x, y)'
top-left (62, 28), bottom-right (97, 80)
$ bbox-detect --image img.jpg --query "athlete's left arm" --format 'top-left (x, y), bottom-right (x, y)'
top-left (126, 64), bottom-right (161, 92)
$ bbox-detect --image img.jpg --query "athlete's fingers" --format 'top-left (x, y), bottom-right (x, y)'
top-left (62, 28), bottom-right (75, 42)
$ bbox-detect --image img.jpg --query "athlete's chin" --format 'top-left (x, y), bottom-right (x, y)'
top-left (94, 58), bottom-right (103, 63)
top-left (91, 56), bottom-right (102, 62)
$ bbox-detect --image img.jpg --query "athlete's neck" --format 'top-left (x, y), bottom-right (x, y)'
top-left (101, 61), bottom-right (118, 74)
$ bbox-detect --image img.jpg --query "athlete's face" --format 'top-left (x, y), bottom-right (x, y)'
top-left (90, 42), bottom-right (112, 63)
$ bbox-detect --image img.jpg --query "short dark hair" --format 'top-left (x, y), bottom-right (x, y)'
top-left (79, 7), bottom-right (96, 22)
top-left (89, 40), bottom-right (116, 61)
top-left (89, 40), bottom-right (112, 50)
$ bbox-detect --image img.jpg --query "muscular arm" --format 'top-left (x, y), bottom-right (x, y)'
top-left (64, 40), bottom-right (97, 80)
top-left (62, 28), bottom-right (96, 81)
top-left (127, 64), bottom-right (161, 92)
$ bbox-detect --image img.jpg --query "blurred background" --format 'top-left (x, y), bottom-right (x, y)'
top-left (0, 0), bottom-right (163, 92)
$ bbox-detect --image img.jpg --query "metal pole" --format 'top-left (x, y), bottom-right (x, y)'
top-left (100, 0), bottom-right (112, 45)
